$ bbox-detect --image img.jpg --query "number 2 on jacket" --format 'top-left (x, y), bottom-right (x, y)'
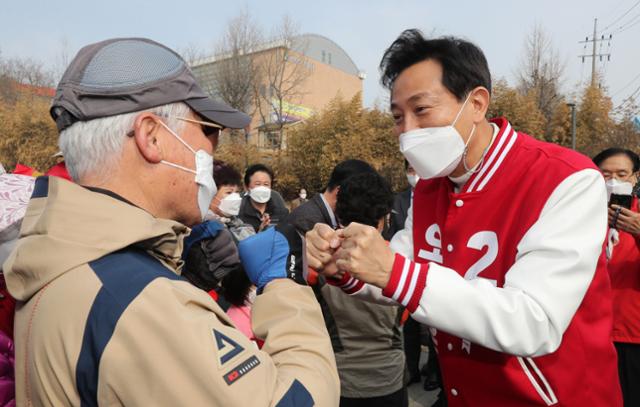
top-left (418, 223), bottom-right (498, 285)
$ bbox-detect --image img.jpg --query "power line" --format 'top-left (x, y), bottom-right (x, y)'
top-left (616, 84), bottom-right (640, 110)
top-left (602, 0), bottom-right (630, 21)
top-left (612, 15), bottom-right (640, 34)
top-left (611, 72), bottom-right (640, 97)
top-left (603, 0), bottom-right (640, 31)
top-left (614, 11), bottom-right (640, 31)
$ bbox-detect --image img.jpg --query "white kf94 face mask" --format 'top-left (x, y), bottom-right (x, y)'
top-left (406, 174), bottom-right (419, 188)
top-left (250, 186), bottom-right (271, 204)
top-left (218, 192), bottom-right (242, 217)
top-left (158, 121), bottom-right (217, 221)
top-left (399, 93), bottom-right (476, 180)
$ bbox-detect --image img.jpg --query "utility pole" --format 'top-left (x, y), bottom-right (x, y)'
top-left (579, 18), bottom-right (612, 87)
top-left (566, 103), bottom-right (577, 150)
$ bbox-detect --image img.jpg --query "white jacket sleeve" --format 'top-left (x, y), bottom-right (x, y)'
top-left (390, 199), bottom-right (414, 259)
top-left (382, 169), bottom-right (607, 357)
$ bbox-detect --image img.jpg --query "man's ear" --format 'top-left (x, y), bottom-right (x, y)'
top-left (133, 113), bottom-right (163, 163)
top-left (470, 86), bottom-right (491, 123)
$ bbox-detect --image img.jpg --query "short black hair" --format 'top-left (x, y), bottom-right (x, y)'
top-left (213, 160), bottom-right (242, 188)
top-left (326, 159), bottom-right (375, 191)
top-left (244, 163), bottom-right (274, 186)
top-left (221, 267), bottom-right (253, 307)
top-left (593, 148), bottom-right (640, 172)
top-left (336, 172), bottom-right (393, 228)
top-left (380, 29), bottom-right (491, 100)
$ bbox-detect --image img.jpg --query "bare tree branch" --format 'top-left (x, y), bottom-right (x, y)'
top-left (254, 14), bottom-right (311, 150)
top-left (516, 23), bottom-right (567, 134)
top-left (210, 8), bottom-right (263, 116)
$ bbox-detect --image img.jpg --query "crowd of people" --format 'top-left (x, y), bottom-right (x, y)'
top-left (0, 28), bottom-right (637, 407)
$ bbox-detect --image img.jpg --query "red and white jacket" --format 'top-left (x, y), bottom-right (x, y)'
top-left (608, 197), bottom-right (640, 344)
top-left (333, 118), bottom-right (622, 406)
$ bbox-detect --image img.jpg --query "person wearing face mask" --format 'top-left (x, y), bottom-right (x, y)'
top-left (204, 160), bottom-right (255, 242)
top-left (3, 38), bottom-right (339, 406)
top-left (385, 160), bottom-right (418, 240)
top-left (306, 30), bottom-right (621, 406)
top-left (594, 148), bottom-right (640, 407)
top-left (238, 163), bottom-right (289, 232)
top-left (290, 188), bottom-right (309, 211)
top-left (181, 160), bottom-right (254, 307)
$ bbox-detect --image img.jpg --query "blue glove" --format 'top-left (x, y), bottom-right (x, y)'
top-left (238, 223), bottom-right (305, 291)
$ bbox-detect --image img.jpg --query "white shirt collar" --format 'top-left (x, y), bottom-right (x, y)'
top-left (449, 122), bottom-right (499, 191)
top-left (320, 193), bottom-right (338, 228)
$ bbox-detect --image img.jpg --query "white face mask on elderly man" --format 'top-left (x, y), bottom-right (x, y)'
top-left (250, 186), bottom-right (271, 204)
top-left (158, 121), bottom-right (217, 221)
top-left (399, 93), bottom-right (476, 180)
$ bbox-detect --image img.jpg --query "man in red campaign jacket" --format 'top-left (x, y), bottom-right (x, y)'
top-left (306, 30), bottom-right (622, 406)
top-left (594, 148), bottom-right (640, 407)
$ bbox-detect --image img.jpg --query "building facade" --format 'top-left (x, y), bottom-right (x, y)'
top-left (191, 33), bottom-right (364, 150)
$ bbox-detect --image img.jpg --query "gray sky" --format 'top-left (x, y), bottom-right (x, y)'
top-left (2, 0), bottom-right (638, 110)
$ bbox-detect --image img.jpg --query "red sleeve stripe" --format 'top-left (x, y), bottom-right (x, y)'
top-left (382, 254), bottom-right (428, 312)
top-left (326, 273), bottom-right (365, 294)
top-left (342, 277), bottom-right (361, 290)
top-left (342, 278), bottom-right (365, 294)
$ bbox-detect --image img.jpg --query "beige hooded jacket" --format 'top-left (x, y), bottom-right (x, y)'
top-left (3, 176), bottom-right (339, 406)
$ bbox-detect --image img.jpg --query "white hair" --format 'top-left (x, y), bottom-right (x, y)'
top-left (59, 102), bottom-right (190, 182)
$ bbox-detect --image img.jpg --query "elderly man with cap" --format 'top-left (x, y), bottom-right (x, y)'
top-left (2, 38), bottom-right (338, 406)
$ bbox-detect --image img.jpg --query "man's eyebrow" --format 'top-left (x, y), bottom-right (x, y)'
top-left (391, 92), bottom-right (437, 109)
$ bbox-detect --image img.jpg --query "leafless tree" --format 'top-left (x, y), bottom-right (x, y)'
top-left (253, 15), bottom-right (311, 150)
top-left (177, 42), bottom-right (207, 66)
top-left (1, 57), bottom-right (53, 87)
top-left (516, 24), bottom-right (566, 137)
top-left (0, 51), bottom-right (54, 103)
top-left (211, 8), bottom-right (263, 116)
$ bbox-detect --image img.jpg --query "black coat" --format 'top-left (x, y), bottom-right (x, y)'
top-left (383, 188), bottom-right (412, 240)
top-left (285, 193), bottom-right (335, 235)
top-left (238, 190), bottom-right (290, 233)
top-left (282, 193), bottom-right (345, 351)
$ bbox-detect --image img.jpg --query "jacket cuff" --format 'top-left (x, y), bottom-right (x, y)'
top-left (326, 272), bottom-right (365, 295)
top-left (382, 254), bottom-right (428, 312)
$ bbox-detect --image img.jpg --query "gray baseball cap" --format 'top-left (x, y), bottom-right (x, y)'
top-left (50, 38), bottom-right (251, 132)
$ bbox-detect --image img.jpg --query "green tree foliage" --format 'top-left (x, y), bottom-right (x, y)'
top-left (278, 93), bottom-right (405, 197)
top-left (610, 100), bottom-right (640, 154)
top-left (547, 101), bottom-right (572, 148)
top-left (576, 84), bottom-right (615, 157)
top-left (487, 79), bottom-right (546, 138)
top-left (0, 94), bottom-right (59, 172)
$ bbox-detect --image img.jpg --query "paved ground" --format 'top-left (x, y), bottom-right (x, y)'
top-left (408, 382), bottom-right (441, 407)
top-left (408, 347), bottom-right (441, 407)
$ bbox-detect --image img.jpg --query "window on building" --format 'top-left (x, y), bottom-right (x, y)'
top-left (261, 130), bottom-right (281, 149)
top-left (328, 53), bottom-right (332, 64)
top-left (321, 50), bottom-right (326, 63)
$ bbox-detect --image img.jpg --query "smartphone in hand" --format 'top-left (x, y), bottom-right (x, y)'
top-left (609, 193), bottom-right (633, 209)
